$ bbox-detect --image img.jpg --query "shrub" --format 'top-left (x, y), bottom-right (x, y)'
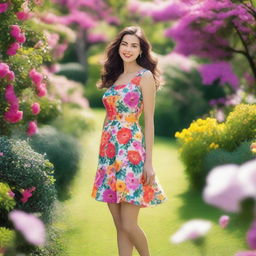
top-left (175, 103), bottom-right (256, 190)
top-left (27, 125), bottom-right (82, 201)
top-left (0, 136), bottom-right (57, 225)
top-left (154, 68), bottom-right (226, 137)
top-left (0, 227), bottom-right (15, 248)
top-left (56, 62), bottom-right (87, 83)
top-left (0, 182), bottom-right (16, 212)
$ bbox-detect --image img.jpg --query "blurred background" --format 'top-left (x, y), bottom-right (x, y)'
top-left (1, 0), bottom-right (256, 255)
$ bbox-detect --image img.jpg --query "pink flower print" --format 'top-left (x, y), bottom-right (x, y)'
top-left (31, 102), bottom-right (40, 115)
top-left (21, 187), bottom-right (36, 203)
top-left (27, 121), bottom-right (38, 136)
top-left (6, 42), bottom-right (20, 56)
top-left (95, 168), bottom-right (106, 187)
top-left (0, 3), bottom-right (8, 13)
top-left (132, 140), bottom-right (142, 151)
top-left (102, 189), bottom-right (117, 203)
top-left (125, 172), bottom-right (140, 190)
top-left (124, 91), bottom-right (139, 108)
top-left (8, 210), bottom-right (45, 246)
top-left (119, 149), bottom-right (124, 156)
top-left (10, 25), bottom-right (21, 38)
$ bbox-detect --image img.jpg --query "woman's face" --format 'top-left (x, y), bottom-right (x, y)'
top-left (118, 34), bottom-right (141, 63)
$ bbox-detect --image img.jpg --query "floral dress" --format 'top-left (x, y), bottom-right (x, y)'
top-left (91, 68), bottom-right (168, 208)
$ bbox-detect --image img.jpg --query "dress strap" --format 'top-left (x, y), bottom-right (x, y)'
top-left (136, 68), bottom-right (148, 77)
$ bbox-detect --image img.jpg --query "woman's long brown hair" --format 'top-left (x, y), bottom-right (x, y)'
top-left (96, 26), bottom-right (162, 91)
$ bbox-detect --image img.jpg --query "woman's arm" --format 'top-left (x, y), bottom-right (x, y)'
top-left (103, 113), bottom-right (109, 129)
top-left (140, 70), bottom-right (156, 185)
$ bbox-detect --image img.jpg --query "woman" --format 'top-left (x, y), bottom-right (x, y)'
top-left (91, 25), bottom-right (168, 256)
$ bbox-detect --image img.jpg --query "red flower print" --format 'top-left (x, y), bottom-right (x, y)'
top-left (128, 150), bottom-right (142, 165)
top-left (117, 128), bottom-right (132, 144)
top-left (114, 84), bottom-right (126, 90)
top-left (106, 143), bottom-right (116, 158)
top-left (101, 131), bottom-right (111, 145)
top-left (99, 143), bottom-right (106, 157)
top-left (143, 185), bottom-right (154, 203)
top-left (131, 76), bottom-right (141, 85)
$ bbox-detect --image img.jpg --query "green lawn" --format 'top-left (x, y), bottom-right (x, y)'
top-left (60, 108), bottom-right (249, 256)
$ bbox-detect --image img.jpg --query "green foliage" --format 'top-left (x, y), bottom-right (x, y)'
top-left (28, 125), bottom-right (82, 201)
top-left (0, 182), bottom-right (16, 212)
top-left (155, 67), bottom-right (226, 137)
top-left (223, 104), bottom-right (256, 150)
top-left (175, 103), bottom-right (256, 190)
top-left (50, 104), bottom-right (95, 138)
top-left (0, 136), bottom-right (57, 225)
top-left (56, 62), bottom-right (87, 83)
top-left (0, 227), bottom-right (15, 248)
top-left (203, 140), bottom-right (255, 182)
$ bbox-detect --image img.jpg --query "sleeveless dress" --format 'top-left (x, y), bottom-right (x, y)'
top-left (91, 68), bottom-right (168, 208)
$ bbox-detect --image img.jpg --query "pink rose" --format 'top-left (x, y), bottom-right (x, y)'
top-left (27, 121), bottom-right (38, 136)
top-left (0, 3), bottom-right (8, 13)
top-left (31, 102), bottom-right (40, 115)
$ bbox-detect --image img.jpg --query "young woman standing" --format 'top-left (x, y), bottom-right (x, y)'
top-left (91, 25), bottom-right (168, 256)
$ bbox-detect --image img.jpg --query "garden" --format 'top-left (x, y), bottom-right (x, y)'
top-left (1, 0), bottom-right (256, 255)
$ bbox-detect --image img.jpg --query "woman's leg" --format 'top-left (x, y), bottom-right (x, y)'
top-left (120, 202), bottom-right (151, 256)
top-left (107, 203), bottom-right (134, 256)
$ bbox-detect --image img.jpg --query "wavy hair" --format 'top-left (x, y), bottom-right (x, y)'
top-left (96, 26), bottom-right (163, 91)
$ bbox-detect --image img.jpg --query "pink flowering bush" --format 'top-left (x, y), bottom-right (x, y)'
top-left (0, 0), bottom-right (62, 137)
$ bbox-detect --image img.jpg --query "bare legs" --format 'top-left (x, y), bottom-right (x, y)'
top-left (107, 202), bottom-right (151, 256)
top-left (107, 202), bottom-right (134, 256)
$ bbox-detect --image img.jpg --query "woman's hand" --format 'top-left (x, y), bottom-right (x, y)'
top-left (142, 162), bottom-right (155, 186)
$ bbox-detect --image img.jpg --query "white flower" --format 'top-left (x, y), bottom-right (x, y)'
top-left (170, 219), bottom-right (212, 244)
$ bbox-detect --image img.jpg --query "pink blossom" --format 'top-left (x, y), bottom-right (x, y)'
top-left (31, 102), bottom-right (41, 115)
top-left (123, 91), bottom-right (140, 108)
top-left (8, 190), bottom-right (15, 198)
top-left (87, 33), bottom-right (107, 43)
top-left (7, 71), bottom-right (15, 81)
top-left (53, 43), bottom-right (68, 59)
top-left (4, 109), bottom-right (23, 123)
top-left (0, 152), bottom-right (3, 156)
top-left (0, 3), bottom-right (8, 13)
top-left (10, 25), bottom-right (21, 38)
top-left (21, 187), bottom-right (36, 203)
top-left (16, 11), bottom-right (30, 21)
top-left (203, 159), bottom-right (256, 212)
top-left (247, 222), bottom-right (256, 250)
top-left (0, 62), bottom-right (10, 78)
top-left (37, 83), bottom-right (47, 97)
top-left (27, 121), bottom-right (38, 136)
top-left (16, 33), bottom-right (26, 44)
top-left (235, 251), bottom-right (256, 256)
top-left (8, 210), bottom-right (45, 246)
top-left (198, 62), bottom-right (239, 89)
top-left (6, 42), bottom-right (20, 56)
top-left (5, 84), bottom-right (18, 105)
top-left (219, 215), bottom-right (230, 228)
top-left (170, 219), bottom-right (212, 243)
top-left (29, 68), bottom-right (43, 85)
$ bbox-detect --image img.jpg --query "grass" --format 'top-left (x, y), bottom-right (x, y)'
top-left (60, 108), bottom-right (249, 256)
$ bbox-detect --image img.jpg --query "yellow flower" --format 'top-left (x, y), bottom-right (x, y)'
top-left (116, 180), bottom-right (126, 192)
top-left (135, 132), bottom-right (142, 140)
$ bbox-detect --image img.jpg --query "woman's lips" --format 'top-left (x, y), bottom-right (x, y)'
top-left (123, 53), bottom-right (132, 58)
